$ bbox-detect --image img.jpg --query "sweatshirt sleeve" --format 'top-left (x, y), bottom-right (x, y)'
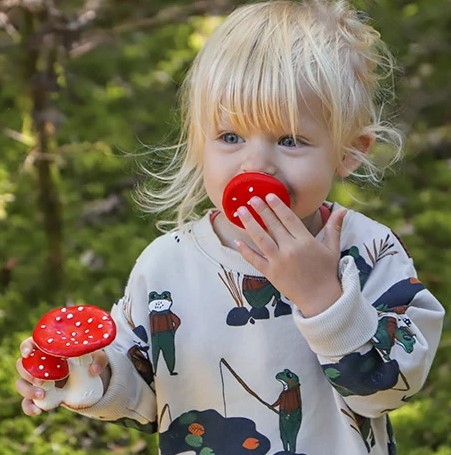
top-left (294, 220), bottom-right (445, 418)
top-left (70, 251), bottom-right (158, 431)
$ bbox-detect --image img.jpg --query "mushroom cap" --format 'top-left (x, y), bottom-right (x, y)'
top-left (22, 346), bottom-right (69, 380)
top-left (33, 305), bottom-right (117, 358)
top-left (222, 172), bottom-right (291, 229)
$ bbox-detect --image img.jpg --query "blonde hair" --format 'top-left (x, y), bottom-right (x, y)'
top-left (138, 0), bottom-right (403, 230)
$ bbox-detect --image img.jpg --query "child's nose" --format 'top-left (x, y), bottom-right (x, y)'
top-left (240, 143), bottom-right (276, 175)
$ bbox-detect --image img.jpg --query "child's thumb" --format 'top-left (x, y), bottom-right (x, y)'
top-left (322, 208), bottom-right (347, 254)
top-left (89, 350), bottom-right (109, 376)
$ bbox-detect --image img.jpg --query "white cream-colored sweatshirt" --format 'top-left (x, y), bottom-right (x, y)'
top-left (76, 204), bottom-right (444, 455)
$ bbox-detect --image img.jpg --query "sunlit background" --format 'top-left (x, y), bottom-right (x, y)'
top-left (0, 0), bottom-right (450, 454)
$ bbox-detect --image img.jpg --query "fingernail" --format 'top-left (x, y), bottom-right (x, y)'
top-left (33, 379), bottom-right (44, 387)
top-left (35, 389), bottom-right (44, 399)
top-left (266, 193), bottom-right (276, 202)
top-left (249, 196), bottom-right (259, 205)
top-left (237, 206), bottom-right (248, 217)
top-left (91, 364), bottom-right (102, 375)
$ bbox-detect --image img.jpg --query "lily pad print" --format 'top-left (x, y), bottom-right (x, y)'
top-left (159, 409), bottom-right (270, 454)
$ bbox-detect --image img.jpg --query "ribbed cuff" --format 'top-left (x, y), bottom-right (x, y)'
top-left (69, 346), bottom-right (148, 422)
top-left (293, 256), bottom-right (378, 358)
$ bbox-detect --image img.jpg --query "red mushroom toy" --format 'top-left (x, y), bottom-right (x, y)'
top-left (22, 305), bottom-right (116, 410)
top-left (222, 172), bottom-right (291, 229)
top-left (22, 346), bottom-right (69, 410)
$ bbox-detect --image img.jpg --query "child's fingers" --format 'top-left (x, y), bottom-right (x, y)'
top-left (265, 193), bottom-right (307, 238)
top-left (19, 337), bottom-right (35, 358)
top-left (236, 205), bottom-right (278, 257)
top-left (15, 376), bottom-right (44, 401)
top-left (16, 357), bottom-right (47, 413)
top-left (234, 239), bottom-right (269, 272)
top-left (21, 397), bottom-right (43, 416)
top-left (15, 376), bottom-right (45, 416)
top-left (16, 357), bottom-right (44, 386)
top-left (89, 350), bottom-right (109, 376)
top-left (16, 348), bottom-right (47, 416)
top-left (248, 196), bottom-right (292, 241)
top-left (321, 208), bottom-right (347, 254)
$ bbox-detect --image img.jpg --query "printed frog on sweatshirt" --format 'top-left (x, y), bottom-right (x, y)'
top-left (148, 291), bottom-right (181, 375)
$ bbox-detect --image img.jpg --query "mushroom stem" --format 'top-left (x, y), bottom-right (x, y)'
top-left (61, 354), bottom-right (104, 409)
top-left (33, 381), bottom-right (64, 411)
top-left (31, 354), bottom-right (104, 410)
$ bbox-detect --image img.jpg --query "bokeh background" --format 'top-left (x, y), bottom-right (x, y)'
top-left (0, 0), bottom-right (449, 454)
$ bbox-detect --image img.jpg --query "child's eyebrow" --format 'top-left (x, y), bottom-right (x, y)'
top-left (215, 120), bottom-right (235, 130)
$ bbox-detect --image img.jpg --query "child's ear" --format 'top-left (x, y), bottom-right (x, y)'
top-left (336, 133), bottom-right (375, 178)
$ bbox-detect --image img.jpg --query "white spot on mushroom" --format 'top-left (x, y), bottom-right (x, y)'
top-left (61, 308), bottom-right (67, 313)
top-left (40, 325), bottom-right (46, 329)
top-left (56, 316), bottom-right (62, 322)
top-left (78, 307), bottom-right (84, 311)
top-left (75, 321), bottom-right (81, 327)
top-left (88, 318), bottom-right (93, 323)
top-left (44, 372), bottom-right (49, 378)
top-left (85, 329), bottom-right (90, 334)
top-left (98, 324), bottom-right (103, 329)
top-left (66, 342), bottom-right (71, 346)
top-left (232, 197), bottom-right (237, 201)
top-left (83, 340), bottom-right (88, 345)
top-left (102, 316), bottom-right (108, 321)
top-left (41, 356), bottom-right (46, 360)
top-left (249, 186), bottom-right (254, 192)
top-left (39, 365), bottom-right (44, 370)
top-left (103, 334), bottom-right (110, 339)
top-left (67, 314), bottom-right (74, 320)
top-left (47, 338), bottom-right (54, 344)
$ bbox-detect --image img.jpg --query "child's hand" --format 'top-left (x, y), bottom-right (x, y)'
top-left (16, 338), bottom-right (44, 415)
top-left (234, 194), bottom-right (346, 318)
top-left (16, 337), bottom-right (110, 415)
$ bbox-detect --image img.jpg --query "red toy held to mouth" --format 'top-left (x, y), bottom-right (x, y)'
top-left (222, 172), bottom-right (291, 229)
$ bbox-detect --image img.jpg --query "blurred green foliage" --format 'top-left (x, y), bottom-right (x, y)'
top-left (0, 1), bottom-right (449, 454)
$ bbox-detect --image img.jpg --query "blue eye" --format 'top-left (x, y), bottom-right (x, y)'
top-left (279, 136), bottom-right (298, 147)
top-left (279, 135), bottom-right (310, 147)
top-left (220, 132), bottom-right (243, 144)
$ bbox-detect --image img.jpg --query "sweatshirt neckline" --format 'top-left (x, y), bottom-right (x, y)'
top-left (191, 211), bottom-right (263, 275)
top-left (190, 204), bottom-right (339, 275)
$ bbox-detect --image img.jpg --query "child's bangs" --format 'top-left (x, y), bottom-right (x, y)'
top-left (214, 99), bottom-right (299, 138)
top-left (208, 62), bottom-right (301, 137)
top-left (195, 10), bottom-right (304, 138)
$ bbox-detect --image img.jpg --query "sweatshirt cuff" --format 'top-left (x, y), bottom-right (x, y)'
top-left (68, 346), bottom-right (153, 423)
top-left (293, 255), bottom-right (378, 358)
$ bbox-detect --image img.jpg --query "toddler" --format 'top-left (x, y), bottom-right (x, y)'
top-left (17, 1), bottom-right (444, 454)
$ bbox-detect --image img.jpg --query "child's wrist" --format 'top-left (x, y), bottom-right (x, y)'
top-left (293, 280), bottom-right (342, 318)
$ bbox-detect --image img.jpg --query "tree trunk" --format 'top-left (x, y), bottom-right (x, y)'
top-left (22, 7), bottom-right (64, 293)
top-left (34, 134), bottom-right (64, 291)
